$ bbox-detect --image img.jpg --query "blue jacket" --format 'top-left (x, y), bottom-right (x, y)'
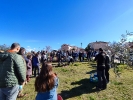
top-left (32, 56), bottom-right (39, 67)
top-left (36, 77), bottom-right (59, 100)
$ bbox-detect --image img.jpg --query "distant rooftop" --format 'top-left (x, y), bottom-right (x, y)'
top-left (90, 41), bottom-right (109, 44)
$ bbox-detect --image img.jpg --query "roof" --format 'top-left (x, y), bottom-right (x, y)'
top-left (89, 41), bottom-right (109, 44)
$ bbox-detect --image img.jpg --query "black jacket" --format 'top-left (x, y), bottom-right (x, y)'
top-left (105, 55), bottom-right (110, 69)
top-left (95, 52), bottom-right (106, 70)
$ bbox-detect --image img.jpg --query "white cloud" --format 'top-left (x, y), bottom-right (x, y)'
top-left (25, 46), bottom-right (37, 52)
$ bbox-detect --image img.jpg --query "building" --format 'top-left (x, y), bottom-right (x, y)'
top-left (60, 44), bottom-right (83, 52)
top-left (89, 41), bottom-right (109, 50)
top-left (60, 44), bottom-right (72, 51)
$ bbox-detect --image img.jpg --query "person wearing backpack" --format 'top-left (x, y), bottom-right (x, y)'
top-left (0, 43), bottom-right (26, 100)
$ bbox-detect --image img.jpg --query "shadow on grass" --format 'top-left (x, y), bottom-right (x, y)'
top-left (60, 78), bottom-right (99, 100)
top-left (86, 70), bottom-right (97, 74)
top-left (81, 62), bottom-right (89, 64)
top-left (88, 66), bottom-right (96, 69)
top-left (90, 63), bottom-right (97, 68)
top-left (52, 63), bottom-right (69, 68)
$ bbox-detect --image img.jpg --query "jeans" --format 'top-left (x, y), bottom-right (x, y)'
top-left (97, 70), bottom-right (107, 88)
top-left (0, 85), bottom-right (19, 100)
top-left (34, 66), bottom-right (40, 77)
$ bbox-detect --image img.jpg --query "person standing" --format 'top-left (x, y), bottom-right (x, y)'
top-left (79, 51), bottom-right (82, 62)
top-left (105, 52), bottom-right (110, 83)
top-left (57, 51), bottom-right (63, 66)
top-left (42, 53), bottom-right (47, 62)
top-left (26, 54), bottom-right (32, 82)
top-left (87, 50), bottom-right (92, 61)
top-left (17, 47), bottom-right (28, 98)
top-left (32, 53), bottom-right (40, 77)
top-left (63, 51), bottom-right (67, 62)
top-left (0, 43), bottom-right (26, 100)
top-left (94, 48), bottom-right (107, 90)
top-left (18, 47), bottom-right (29, 63)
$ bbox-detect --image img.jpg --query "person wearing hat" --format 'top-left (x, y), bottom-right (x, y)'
top-left (94, 48), bottom-right (107, 90)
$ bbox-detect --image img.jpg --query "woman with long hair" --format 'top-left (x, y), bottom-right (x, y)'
top-left (18, 47), bottom-right (29, 63)
top-left (17, 47), bottom-right (27, 98)
top-left (35, 62), bottom-right (59, 100)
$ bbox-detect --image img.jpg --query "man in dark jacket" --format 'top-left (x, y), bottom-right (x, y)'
top-left (79, 51), bottom-right (82, 62)
top-left (87, 50), bottom-right (92, 61)
top-left (105, 52), bottom-right (110, 83)
top-left (32, 53), bottom-right (40, 77)
top-left (0, 43), bottom-right (26, 100)
top-left (94, 48), bottom-right (107, 90)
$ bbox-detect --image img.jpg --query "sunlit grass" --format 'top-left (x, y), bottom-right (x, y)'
top-left (17, 62), bottom-right (133, 100)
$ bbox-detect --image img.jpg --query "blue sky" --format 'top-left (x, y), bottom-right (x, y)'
top-left (0, 0), bottom-right (133, 51)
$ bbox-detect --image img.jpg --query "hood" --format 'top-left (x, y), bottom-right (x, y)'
top-left (0, 50), bottom-right (16, 61)
top-left (0, 52), bottom-right (9, 61)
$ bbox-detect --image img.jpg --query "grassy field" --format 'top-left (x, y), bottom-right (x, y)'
top-left (17, 62), bottom-right (133, 100)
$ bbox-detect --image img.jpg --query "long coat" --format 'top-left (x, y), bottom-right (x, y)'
top-left (26, 59), bottom-right (32, 76)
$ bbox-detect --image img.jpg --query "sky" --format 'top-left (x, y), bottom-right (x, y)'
top-left (0, 0), bottom-right (133, 51)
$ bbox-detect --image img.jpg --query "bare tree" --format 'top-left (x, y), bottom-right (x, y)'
top-left (0, 44), bottom-right (10, 51)
top-left (107, 32), bottom-right (133, 77)
top-left (45, 46), bottom-right (52, 52)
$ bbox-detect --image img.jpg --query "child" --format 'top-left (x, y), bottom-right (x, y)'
top-left (35, 62), bottom-right (59, 100)
top-left (26, 55), bottom-right (32, 82)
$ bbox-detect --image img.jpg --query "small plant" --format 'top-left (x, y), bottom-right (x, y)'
top-left (61, 68), bottom-right (68, 72)
top-left (113, 63), bottom-right (125, 77)
top-left (112, 80), bottom-right (123, 85)
top-left (89, 96), bottom-right (95, 100)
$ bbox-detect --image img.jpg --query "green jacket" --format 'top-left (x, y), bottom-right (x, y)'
top-left (0, 51), bottom-right (26, 88)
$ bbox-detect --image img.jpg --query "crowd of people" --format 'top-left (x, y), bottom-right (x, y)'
top-left (29, 49), bottom-right (99, 66)
top-left (0, 43), bottom-right (111, 100)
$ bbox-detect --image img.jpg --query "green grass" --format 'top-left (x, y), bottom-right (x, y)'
top-left (17, 62), bottom-right (133, 100)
